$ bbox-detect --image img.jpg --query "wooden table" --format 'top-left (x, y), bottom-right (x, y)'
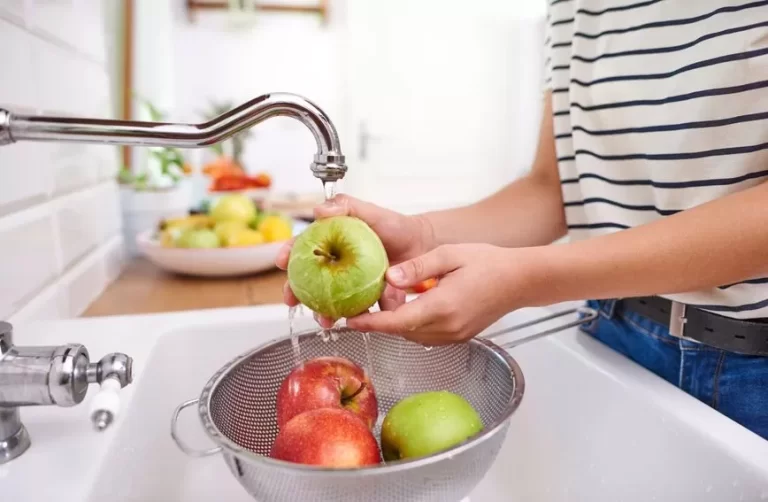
top-left (83, 258), bottom-right (287, 317)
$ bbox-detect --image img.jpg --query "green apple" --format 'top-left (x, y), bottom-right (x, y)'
top-left (210, 194), bottom-right (257, 224)
top-left (287, 215), bottom-right (388, 319)
top-left (380, 391), bottom-right (484, 461)
top-left (176, 228), bottom-right (220, 248)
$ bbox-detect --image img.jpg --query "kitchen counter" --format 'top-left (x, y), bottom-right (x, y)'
top-left (83, 258), bottom-right (286, 316)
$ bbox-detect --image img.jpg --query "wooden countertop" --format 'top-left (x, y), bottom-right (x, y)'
top-left (83, 258), bottom-right (286, 317)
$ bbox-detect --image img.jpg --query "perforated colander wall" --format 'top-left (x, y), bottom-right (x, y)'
top-left (205, 328), bottom-right (522, 502)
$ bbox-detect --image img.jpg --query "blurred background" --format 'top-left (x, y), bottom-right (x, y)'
top-left (0, 0), bottom-right (547, 323)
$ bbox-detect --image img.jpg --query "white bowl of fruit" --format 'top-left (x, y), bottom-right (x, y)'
top-left (137, 193), bottom-right (307, 277)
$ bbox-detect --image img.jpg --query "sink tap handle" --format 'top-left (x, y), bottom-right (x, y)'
top-left (86, 353), bottom-right (133, 432)
top-left (86, 353), bottom-right (133, 388)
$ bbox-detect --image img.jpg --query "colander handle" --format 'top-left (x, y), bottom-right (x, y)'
top-left (483, 306), bottom-right (598, 350)
top-left (170, 398), bottom-right (222, 458)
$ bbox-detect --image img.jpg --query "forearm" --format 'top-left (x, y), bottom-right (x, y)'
top-left (422, 173), bottom-right (567, 248)
top-left (421, 90), bottom-right (565, 249)
top-left (525, 181), bottom-right (768, 306)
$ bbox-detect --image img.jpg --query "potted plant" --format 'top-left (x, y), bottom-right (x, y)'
top-left (118, 97), bottom-right (194, 256)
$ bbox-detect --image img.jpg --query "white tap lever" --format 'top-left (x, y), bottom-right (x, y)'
top-left (90, 377), bottom-right (122, 431)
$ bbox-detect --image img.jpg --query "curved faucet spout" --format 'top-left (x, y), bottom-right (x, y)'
top-left (0, 92), bottom-right (347, 182)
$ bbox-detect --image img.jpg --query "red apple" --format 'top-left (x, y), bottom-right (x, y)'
top-left (269, 408), bottom-right (381, 468)
top-left (276, 356), bottom-right (378, 429)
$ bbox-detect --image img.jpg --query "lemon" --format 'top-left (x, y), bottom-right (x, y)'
top-left (227, 229), bottom-right (265, 247)
top-left (214, 220), bottom-right (248, 247)
top-left (258, 215), bottom-right (293, 243)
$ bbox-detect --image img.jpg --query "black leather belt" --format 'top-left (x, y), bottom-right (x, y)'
top-left (611, 296), bottom-right (768, 356)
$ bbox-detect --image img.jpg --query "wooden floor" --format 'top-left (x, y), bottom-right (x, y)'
top-left (83, 258), bottom-right (286, 317)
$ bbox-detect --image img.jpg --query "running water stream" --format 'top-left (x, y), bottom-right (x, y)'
top-left (288, 305), bottom-right (303, 367)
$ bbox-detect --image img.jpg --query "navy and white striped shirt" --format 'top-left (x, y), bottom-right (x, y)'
top-left (544, 0), bottom-right (768, 319)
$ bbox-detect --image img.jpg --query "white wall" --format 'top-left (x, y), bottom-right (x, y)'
top-left (338, 0), bottom-right (548, 214)
top-left (0, 1), bottom-right (124, 324)
top-left (168, 1), bottom-right (344, 198)
top-left (136, 0), bottom-right (547, 211)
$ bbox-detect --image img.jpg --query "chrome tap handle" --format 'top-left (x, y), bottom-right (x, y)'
top-left (0, 321), bottom-right (135, 462)
top-left (86, 353), bottom-right (133, 431)
top-left (86, 353), bottom-right (133, 388)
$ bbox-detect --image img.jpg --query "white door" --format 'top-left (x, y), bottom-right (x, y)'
top-left (339, 0), bottom-right (548, 214)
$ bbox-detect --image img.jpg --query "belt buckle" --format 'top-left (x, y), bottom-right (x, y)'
top-left (669, 301), bottom-right (696, 342)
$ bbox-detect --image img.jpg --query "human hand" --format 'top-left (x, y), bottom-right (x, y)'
top-left (275, 194), bottom-right (436, 327)
top-left (344, 243), bottom-right (535, 346)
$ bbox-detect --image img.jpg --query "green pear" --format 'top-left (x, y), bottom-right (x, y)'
top-left (381, 391), bottom-right (484, 461)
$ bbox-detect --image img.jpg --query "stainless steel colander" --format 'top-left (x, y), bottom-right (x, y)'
top-left (171, 306), bottom-right (596, 502)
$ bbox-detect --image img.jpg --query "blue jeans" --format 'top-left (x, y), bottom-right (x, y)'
top-left (582, 299), bottom-right (768, 441)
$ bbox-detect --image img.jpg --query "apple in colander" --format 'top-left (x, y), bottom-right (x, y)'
top-left (269, 408), bottom-right (381, 468)
top-left (275, 356), bottom-right (378, 430)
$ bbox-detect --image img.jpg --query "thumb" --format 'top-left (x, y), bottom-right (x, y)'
top-left (314, 194), bottom-right (394, 228)
top-left (386, 246), bottom-right (458, 289)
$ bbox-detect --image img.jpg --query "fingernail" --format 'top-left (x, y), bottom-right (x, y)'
top-left (388, 266), bottom-right (405, 283)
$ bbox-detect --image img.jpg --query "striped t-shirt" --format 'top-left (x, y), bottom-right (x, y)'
top-left (544, 0), bottom-right (768, 319)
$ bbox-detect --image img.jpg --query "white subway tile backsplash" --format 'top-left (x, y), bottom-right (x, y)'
top-left (25, 0), bottom-right (106, 64)
top-left (63, 245), bottom-right (106, 317)
top-left (33, 36), bottom-right (89, 114)
top-left (62, 235), bottom-right (124, 318)
top-left (57, 182), bottom-right (121, 270)
top-left (0, 2), bottom-right (121, 321)
top-left (0, 1), bottom-right (26, 23)
top-left (0, 18), bottom-right (35, 110)
top-left (0, 142), bottom-right (52, 215)
top-left (47, 142), bottom-right (101, 194)
top-left (0, 212), bottom-right (59, 319)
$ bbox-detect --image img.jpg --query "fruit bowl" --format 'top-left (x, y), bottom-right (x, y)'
top-left (136, 220), bottom-right (307, 278)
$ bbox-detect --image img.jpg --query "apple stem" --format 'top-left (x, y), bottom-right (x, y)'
top-left (313, 248), bottom-right (337, 262)
top-left (342, 382), bottom-right (367, 403)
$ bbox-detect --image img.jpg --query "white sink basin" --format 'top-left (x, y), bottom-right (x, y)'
top-left (5, 304), bottom-right (768, 501)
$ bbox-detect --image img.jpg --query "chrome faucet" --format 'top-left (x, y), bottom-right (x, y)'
top-left (0, 92), bottom-right (348, 183)
top-left (0, 321), bottom-right (133, 464)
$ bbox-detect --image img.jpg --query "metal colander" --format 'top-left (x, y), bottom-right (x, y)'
top-left (171, 307), bottom-right (596, 502)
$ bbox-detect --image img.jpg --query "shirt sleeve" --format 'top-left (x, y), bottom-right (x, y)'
top-left (542, 8), bottom-right (553, 91)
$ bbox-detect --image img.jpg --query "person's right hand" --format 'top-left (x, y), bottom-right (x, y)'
top-left (275, 194), bottom-right (435, 327)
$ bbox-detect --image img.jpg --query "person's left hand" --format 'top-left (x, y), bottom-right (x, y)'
top-left (345, 243), bottom-right (536, 346)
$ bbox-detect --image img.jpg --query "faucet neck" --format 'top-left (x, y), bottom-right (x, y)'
top-left (0, 92), bottom-right (347, 183)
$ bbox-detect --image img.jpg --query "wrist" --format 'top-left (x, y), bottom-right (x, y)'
top-left (500, 245), bottom-right (567, 309)
top-left (413, 213), bottom-right (439, 254)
